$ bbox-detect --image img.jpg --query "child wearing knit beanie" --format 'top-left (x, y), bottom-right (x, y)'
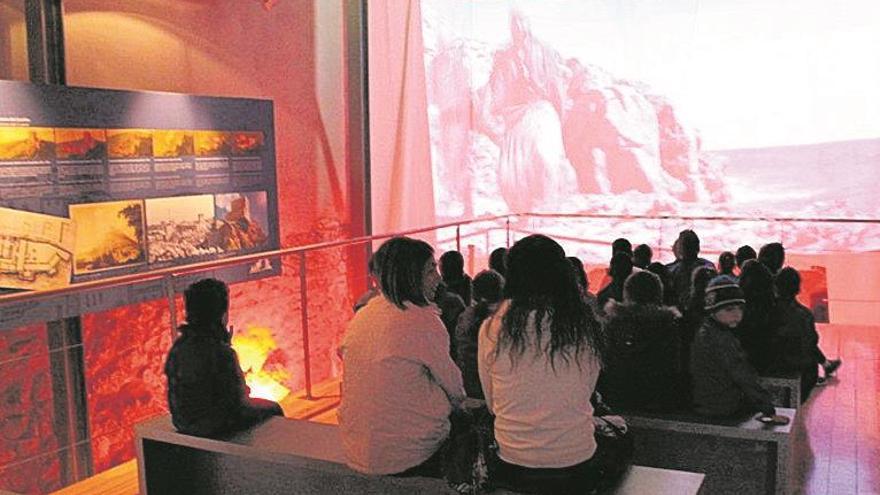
top-left (690, 275), bottom-right (788, 424)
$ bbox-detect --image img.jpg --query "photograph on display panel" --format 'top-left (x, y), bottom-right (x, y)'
top-left (145, 194), bottom-right (218, 263)
top-left (54, 128), bottom-right (107, 160)
top-left (230, 131), bottom-right (264, 156)
top-left (0, 207), bottom-right (75, 291)
top-left (151, 130), bottom-right (194, 158)
top-left (69, 199), bottom-right (147, 274)
top-left (194, 130), bottom-right (232, 157)
top-left (213, 191), bottom-right (269, 252)
top-left (106, 129), bottom-right (153, 159)
top-left (0, 127), bottom-right (55, 161)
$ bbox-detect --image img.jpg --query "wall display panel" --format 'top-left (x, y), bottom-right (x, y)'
top-left (0, 80), bottom-right (280, 330)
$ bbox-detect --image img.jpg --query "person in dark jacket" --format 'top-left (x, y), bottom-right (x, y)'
top-left (669, 230), bottom-right (714, 311)
top-left (489, 247), bottom-right (508, 278)
top-left (454, 270), bottom-right (504, 399)
top-left (681, 265), bottom-right (717, 376)
top-left (758, 242), bottom-right (785, 275)
top-left (568, 255), bottom-right (598, 310)
top-left (440, 250), bottom-right (473, 305)
top-left (597, 251), bottom-right (633, 312)
top-left (770, 267), bottom-right (841, 398)
top-left (737, 260), bottom-right (778, 372)
top-left (735, 245), bottom-right (757, 273)
top-left (632, 244), bottom-right (653, 269)
top-left (435, 281), bottom-right (466, 354)
top-left (647, 261), bottom-right (677, 307)
top-left (690, 275), bottom-right (784, 421)
top-left (718, 251), bottom-right (736, 278)
top-left (600, 271), bottom-right (686, 411)
top-left (165, 278), bottom-right (283, 437)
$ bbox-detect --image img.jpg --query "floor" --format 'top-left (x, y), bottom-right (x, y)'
top-left (50, 323), bottom-right (879, 495)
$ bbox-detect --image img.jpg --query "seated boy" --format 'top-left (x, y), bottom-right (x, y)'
top-left (164, 278), bottom-right (283, 437)
top-left (690, 275), bottom-right (788, 424)
top-left (771, 267), bottom-right (841, 398)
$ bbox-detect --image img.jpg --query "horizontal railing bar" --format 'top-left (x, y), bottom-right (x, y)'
top-left (521, 211), bottom-right (880, 224)
top-left (0, 214), bottom-right (514, 306)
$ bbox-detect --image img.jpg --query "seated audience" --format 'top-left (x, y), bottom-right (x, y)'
top-left (440, 250), bottom-right (473, 305)
top-left (568, 255), bottom-right (598, 309)
top-left (633, 243), bottom-right (653, 269)
top-left (669, 230), bottom-right (714, 310)
top-left (690, 276), bottom-right (784, 422)
top-left (597, 251), bottom-right (633, 311)
top-left (434, 281), bottom-right (466, 348)
top-left (489, 247), bottom-right (508, 278)
top-left (737, 260), bottom-right (778, 372)
top-left (164, 278), bottom-right (283, 437)
top-left (339, 236), bottom-right (465, 476)
top-left (600, 271), bottom-right (686, 411)
top-left (718, 251), bottom-right (736, 277)
top-left (735, 245), bottom-right (757, 273)
top-left (454, 270), bottom-right (504, 399)
top-left (479, 234), bottom-right (608, 494)
top-left (612, 237), bottom-right (633, 258)
top-left (770, 267), bottom-right (841, 397)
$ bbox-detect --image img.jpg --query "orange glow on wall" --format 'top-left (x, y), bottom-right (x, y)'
top-left (231, 326), bottom-right (291, 402)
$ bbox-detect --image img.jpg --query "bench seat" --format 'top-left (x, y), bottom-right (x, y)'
top-left (136, 415), bottom-right (704, 495)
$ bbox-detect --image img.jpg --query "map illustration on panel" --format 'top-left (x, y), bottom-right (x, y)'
top-left (69, 200), bottom-right (147, 274)
top-left (0, 207), bottom-right (75, 290)
top-left (230, 132), bottom-right (264, 156)
top-left (194, 131), bottom-right (231, 157)
top-left (0, 127), bottom-right (55, 160)
top-left (55, 129), bottom-right (107, 160)
top-left (152, 130), bottom-right (194, 158)
top-left (213, 191), bottom-right (269, 252)
top-left (107, 129), bottom-right (153, 159)
top-left (145, 194), bottom-right (219, 263)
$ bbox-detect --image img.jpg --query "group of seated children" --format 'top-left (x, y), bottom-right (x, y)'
top-left (163, 229), bottom-right (840, 493)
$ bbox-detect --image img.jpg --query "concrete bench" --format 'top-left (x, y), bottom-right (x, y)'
top-left (622, 408), bottom-right (796, 495)
top-left (758, 372), bottom-right (802, 408)
top-left (136, 415), bottom-right (704, 495)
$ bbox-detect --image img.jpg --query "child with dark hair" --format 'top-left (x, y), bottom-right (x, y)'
top-left (489, 247), bottom-right (508, 278)
top-left (340, 237), bottom-right (465, 476)
top-left (434, 281), bottom-right (466, 350)
top-left (479, 235), bottom-right (609, 493)
top-left (718, 251), bottom-right (736, 277)
top-left (737, 260), bottom-right (778, 372)
top-left (633, 244), bottom-right (653, 269)
top-left (454, 270), bottom-right (504, 399)
top-left (597, 251), bottom-right (633, 311)
top-left (164, 278), bottom-right (283, 437)
top-left (758, 242), bottom-right (785, 275)
top-left (647, 261), bottom-right (677, 307)
top-left (770, 267), bottom-right (841, 398)
top-left (690, 276), bottom-right (786, 423)
top-left (600, 271), bottom-right (685, 411)
top-left (440, 250), bottom-right (473, 305)
top-left (735, 245), bottom-right (757, 271)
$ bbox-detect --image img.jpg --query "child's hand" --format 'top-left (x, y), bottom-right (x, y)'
top-left (758, 414), bottom-right (790, 425)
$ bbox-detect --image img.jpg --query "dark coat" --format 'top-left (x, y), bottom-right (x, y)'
top-left (737, 299), bottom-right (779, 373)
top-left (453, 302), bottom-right (498, 399)
top-left (768, 298), bottom-right (821, 398)
top-left (445, 275), bottom-right (473, 306)
top-left (690, 318), bottom-right (775, 417)
top-left (599, 302), bottom-right (687, 411)
top-left (164, 323), bottom-right (251, 437)
top-left (669, 257), bottom-right (714, 310)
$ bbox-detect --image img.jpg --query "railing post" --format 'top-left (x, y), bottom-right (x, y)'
top-left (467, 244), bottom-right (475, 276)
top-left (506, 217), bottom-right (511, 248)
top-left (456, 225), bottom-right (461, 253)
top-left (299, 252), bottom-right (313, 400)
top-left (165, 274), bottom-right (178, 340)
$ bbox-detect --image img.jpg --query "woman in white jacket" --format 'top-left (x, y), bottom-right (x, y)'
top-left (339, 236), bottom-right (465, 476)
top-left (479, 234), bottom-right (606, 494)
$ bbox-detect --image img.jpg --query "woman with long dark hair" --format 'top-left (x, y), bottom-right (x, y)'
top-left (478, 235), bottom-right (606, 494)
top-left (339, 237), bottom-right (465, 476)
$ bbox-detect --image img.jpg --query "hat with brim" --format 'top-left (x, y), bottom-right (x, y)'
top-left (705, 275), bottom-right (746, 311)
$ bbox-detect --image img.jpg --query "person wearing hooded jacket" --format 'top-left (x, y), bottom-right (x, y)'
top-left (164, 278), bottom-right (283, 437)
top-left (600, 271), bottom-right (687, 411)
